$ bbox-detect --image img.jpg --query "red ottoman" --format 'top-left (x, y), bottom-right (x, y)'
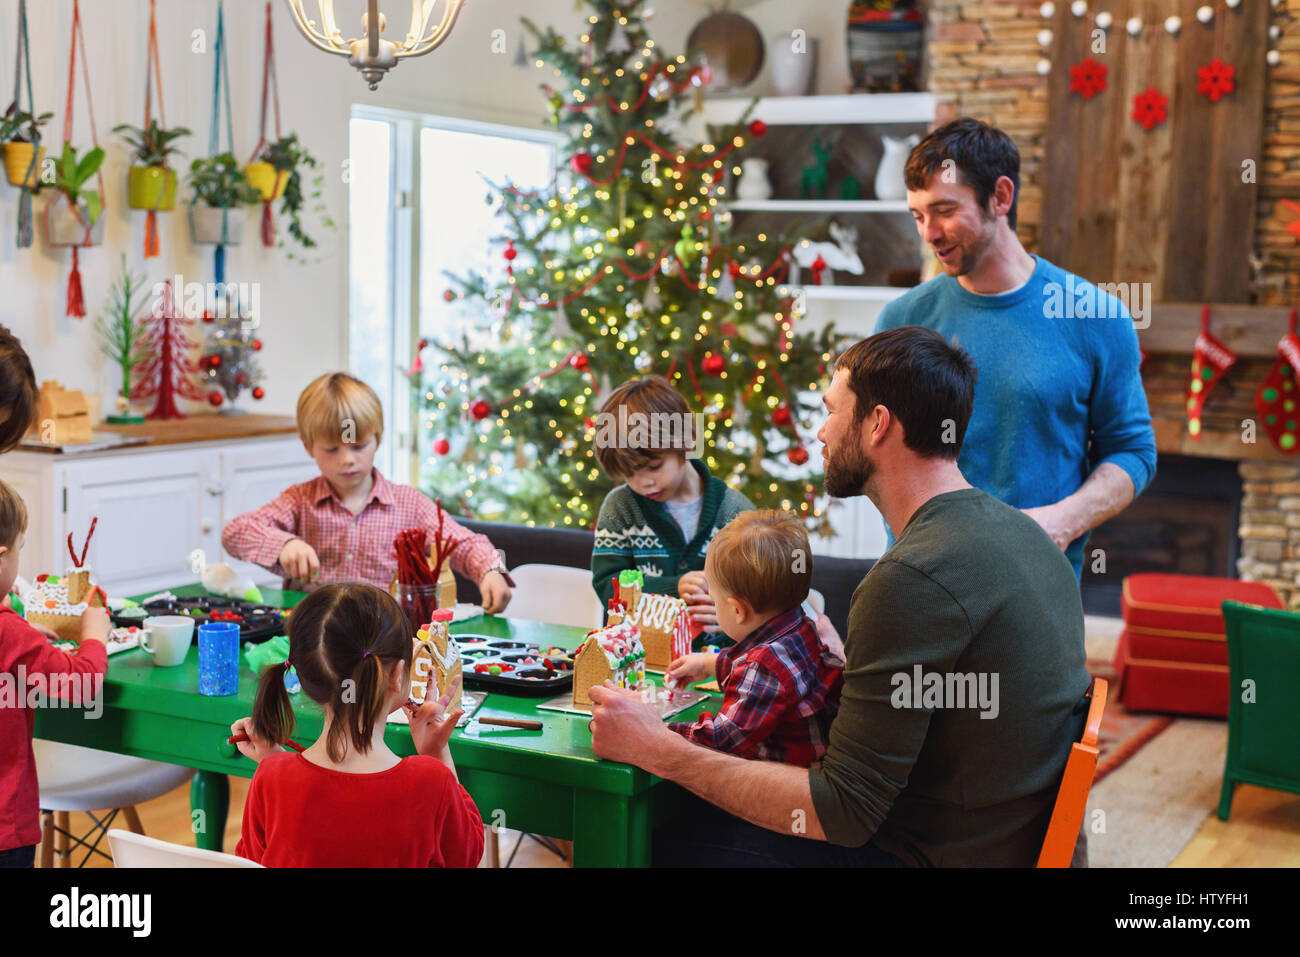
top-left (1113, 574), bottom-right (1284, 718)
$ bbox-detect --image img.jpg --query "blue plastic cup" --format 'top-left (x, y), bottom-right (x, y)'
top-left (198, 622), bottom-right (240, 696)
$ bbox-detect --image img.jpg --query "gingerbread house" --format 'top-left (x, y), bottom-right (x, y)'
top-left (29, 380), bottom-right (93, 445)
top-left (25, 569), bottom-right (106, 642)
top-left (572, 621), bottom-right (646, 706)
top-left (606, 574), bottom-right (692, 671)
top-left (411, 608), bottom-right (461, 705)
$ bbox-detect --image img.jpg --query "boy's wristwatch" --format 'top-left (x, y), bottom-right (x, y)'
top-left (482, 564), bottom-right (515, 587)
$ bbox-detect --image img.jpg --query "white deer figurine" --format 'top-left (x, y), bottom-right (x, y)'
top-left (793, 221), bottom-right (864, 283)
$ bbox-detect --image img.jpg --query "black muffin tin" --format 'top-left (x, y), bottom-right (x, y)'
top-left (111, 595), bottom-right (287, 644)
top-left (457, 634), bottom-right (575, 696)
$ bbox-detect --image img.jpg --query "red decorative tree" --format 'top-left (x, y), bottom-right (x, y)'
top-left (131, 280), bottom-right (205, 419)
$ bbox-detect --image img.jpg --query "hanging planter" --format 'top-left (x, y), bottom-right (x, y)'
top-left (5, 1), bottom-right (46, 246)
top-left (127, 164), bottom-right (178, 210)
top-left (187, 154), bottom-right (256, 246)
top-left (1, 111), bottom-right (51, 187)
top-left (46, 195), bottom-right (105, 247)
top-left (244, 159), bottom-right (288, 201)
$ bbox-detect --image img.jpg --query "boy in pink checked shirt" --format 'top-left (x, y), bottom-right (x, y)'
top-left (222, 372), bottom-right (514, 611)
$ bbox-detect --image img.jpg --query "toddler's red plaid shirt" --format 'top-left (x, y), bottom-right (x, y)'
top-left (668, 607), bottom-right (843, 768)
top-left (222, 469), bottom-right (501, 591)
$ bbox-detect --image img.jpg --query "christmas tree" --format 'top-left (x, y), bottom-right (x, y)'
top-left (131, 281), bottom-right (206, 420)
top-left (199, 290), bottom-right (267, 411)
top-left (421, 0), bottom-right (840, 533)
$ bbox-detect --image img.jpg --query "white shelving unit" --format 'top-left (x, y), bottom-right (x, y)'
top-left (729, 199), bottom-right (909, 213)
top-left (701, 92), bottom-right (936, 127)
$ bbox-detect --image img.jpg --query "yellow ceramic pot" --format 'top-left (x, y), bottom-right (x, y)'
top-left (3, 142), bottom-right (45, 188)
top-left (127, 165), bottom-right (177, 211)
top-left (245, 161), bottom-right (288, 201)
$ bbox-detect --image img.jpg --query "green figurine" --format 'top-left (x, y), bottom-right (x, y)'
top-left (674, 225), bottom-right (696, 266)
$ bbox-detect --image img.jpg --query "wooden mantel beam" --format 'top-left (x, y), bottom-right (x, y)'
top-left (1139, 304), bottom-right (1296, 360)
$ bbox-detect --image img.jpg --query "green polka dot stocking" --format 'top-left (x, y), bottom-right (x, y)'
top-left (1186, 306), bottom-right (1237, 439)
top-left (1254, 308), bottom-right (1300, 454)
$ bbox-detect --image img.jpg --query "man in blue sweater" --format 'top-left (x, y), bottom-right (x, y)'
top-left (874, 118), bottom-right (1156, 578)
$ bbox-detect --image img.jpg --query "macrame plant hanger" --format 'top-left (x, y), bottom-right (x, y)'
top-left (10, 0), bottom-right (39, 248)
top-left (139, 0), bottom-right (169, 258)
top-left (249, 1), bottom-right (282, 248)
top-left (58, 0), bottom-right (106, 318)
top-left (198, 0), bottom-right (237, 285)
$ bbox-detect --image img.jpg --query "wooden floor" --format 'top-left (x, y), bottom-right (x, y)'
top-left (35, 775), bottom-right (1300, 868)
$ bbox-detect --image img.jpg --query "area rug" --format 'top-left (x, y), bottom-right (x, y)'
top-left (1086, 657), bottom-right (1175, 785)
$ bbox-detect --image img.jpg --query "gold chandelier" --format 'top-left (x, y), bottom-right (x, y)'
top-left (285, 0), bottom-right (469, 91)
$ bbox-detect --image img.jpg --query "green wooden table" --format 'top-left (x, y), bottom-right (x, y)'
top-left (33, 584), bottom-right (717, 867)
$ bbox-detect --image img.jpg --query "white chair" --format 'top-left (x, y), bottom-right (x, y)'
top-left (107, 829), bottom-right (262, 868)
top-left (506, 564), bottom-right (604, 630)
top-left (34, 740), bottom-right (196, 868)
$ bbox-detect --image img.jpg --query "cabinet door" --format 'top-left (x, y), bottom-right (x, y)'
top-left (219, 439), bottom-right (318, 586)
top-left (0, 454), bottom-right (61, 579)
top-left (63, 451), bottom-right (211, 597)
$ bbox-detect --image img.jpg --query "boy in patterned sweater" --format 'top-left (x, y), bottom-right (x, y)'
top-left (590, 376), bottom-right (752, 633)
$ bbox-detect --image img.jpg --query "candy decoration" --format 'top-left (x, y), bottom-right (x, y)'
top-left (1254, 308), bottom-right (1300, 453)
top-left (1186, 305), bottom-right (1237, 439)
top-left (1069, 57), bottom-right (1108, 99)
top-left (1196, 59), bottom-right (1235, 102)
top-left (1132, 87), bottom-right (1169, 130)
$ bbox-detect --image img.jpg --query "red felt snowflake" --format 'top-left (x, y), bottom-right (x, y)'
top-left (1196, 58), bottom-right (1235, 102)
top-left (1068, 58), bottom-right (1108, 99)
top-left (1132, 87), bottom-right (1169, 131)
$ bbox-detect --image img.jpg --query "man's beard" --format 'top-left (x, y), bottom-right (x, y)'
top-left (939, 206), bottom-right (998, 277)
top-left (823, 436), bottom-right (875, 499)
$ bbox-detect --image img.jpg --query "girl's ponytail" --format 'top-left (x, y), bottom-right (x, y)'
top-left (252, 659), bottom-right (296, 747)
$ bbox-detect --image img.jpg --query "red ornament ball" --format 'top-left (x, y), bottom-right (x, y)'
top-left (570, 353), bottom-right (590, 371)
top-left (470, 400), bottom-right (492, 421)
top-left (202, 311), bottom-right (215, 324)
top-left (504, 242), bottom-right (517, 262)
top-left (748, 119), bottom-right (768, 138)
top-left (571, 152), bottom-right (594, 175)
top-left (251, 339), bottom-right (262, 351)
top-left (634, 240), bottom-right (654, 257)
top-left (729, 262), bottom-right (742, 279)
top-left (719, 321), bottom-right (739, 338)
top-left (443, 288), bottom-right (457, 303)
top-left (207, 391), bottom-right (224, 407)
top-left (433, 438), bottom-right (451, 456)
top-left (252, 387), bottom-right (265, 400)
top-left (772, 404), bottom-right (793, 427)
top-left (701, 353), bottom-right (726, 376)
top-left (208, 354), bottom-right (221, 368)
top-left (787, 447), bottom-right (809, 466)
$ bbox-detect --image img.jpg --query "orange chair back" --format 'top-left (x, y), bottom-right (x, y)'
top-left (1036, 676), bottom-right (1108, 868)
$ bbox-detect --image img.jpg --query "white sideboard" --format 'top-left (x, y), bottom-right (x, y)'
top-left (0, 430), bottom-right (318, 598)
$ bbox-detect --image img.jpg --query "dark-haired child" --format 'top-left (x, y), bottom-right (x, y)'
top-left (590, 375), bottom-right (752, 633)
top-left (0, 324), bottom-right (38, 454)
top-left (231, 582), bottom-right (483, 867)
top-left (665, 510), bottom-right (842, 768)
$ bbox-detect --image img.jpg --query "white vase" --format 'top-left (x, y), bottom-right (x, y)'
top-left (770, 34), bottom-right (818, 96)
top-left (735, 158), bottom-right (773, 201)
top-left (874, 133), bottom-right (920, 201)
top-left (45, 198), bottom-right (105, 247)
top-left (189, 205), bottom-right (246, 246)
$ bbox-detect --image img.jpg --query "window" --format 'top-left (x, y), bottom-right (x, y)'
top-left (348, 108), bottom-right (556, 480)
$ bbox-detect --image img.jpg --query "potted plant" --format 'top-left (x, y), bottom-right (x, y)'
top-left (94, 255), bottom-right (150, 424)
top-left (113, 119), bottom-right (189, 211)
top-left (248, 133), bottom-right (329, 253)
top-left (1, 108), bottom-right (52, 188)
top-left (187, 153), bottom-right (259, 245)
top-left (46, 143), bottom-right (106, 246)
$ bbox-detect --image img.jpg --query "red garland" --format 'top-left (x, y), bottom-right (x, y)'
top-left (572, 131), bottom-right (746, 187)
top-left (1068, 57), bottom-right (1107, 99)
top-left (1196, 59), bottom-right (1235, 102)
top-left (1132, 87), bottom-right (1168, 131)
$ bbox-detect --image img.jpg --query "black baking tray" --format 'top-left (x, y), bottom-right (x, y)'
top-left (457, 634), bottom-right (575, 696)
top-left (111, 596), bottom-right (287, 644)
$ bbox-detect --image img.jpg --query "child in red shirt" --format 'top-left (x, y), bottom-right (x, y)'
top-left (0, 481), bottom-right (109, 868)
top-left (231, 582), bottom-right (483, 867)
top-left (665, 510), bottom-right (843, 768)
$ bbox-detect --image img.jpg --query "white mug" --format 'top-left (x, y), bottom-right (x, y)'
top-left (141, 615), bottom-right (195, 667)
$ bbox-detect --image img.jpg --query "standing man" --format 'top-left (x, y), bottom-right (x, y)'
top-left (589, 328), bottom-right (1092, 866)
top-left (876, 117), bottom-right (1156, 577)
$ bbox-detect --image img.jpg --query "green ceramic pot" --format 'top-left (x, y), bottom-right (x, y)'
top-left (127, 165), bottom-right (177, 211)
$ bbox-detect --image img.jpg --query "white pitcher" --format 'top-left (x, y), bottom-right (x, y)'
top-left (874, 133), bottom-right (920, 201)
top-left (736, 157), bottom-right (773, 201)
